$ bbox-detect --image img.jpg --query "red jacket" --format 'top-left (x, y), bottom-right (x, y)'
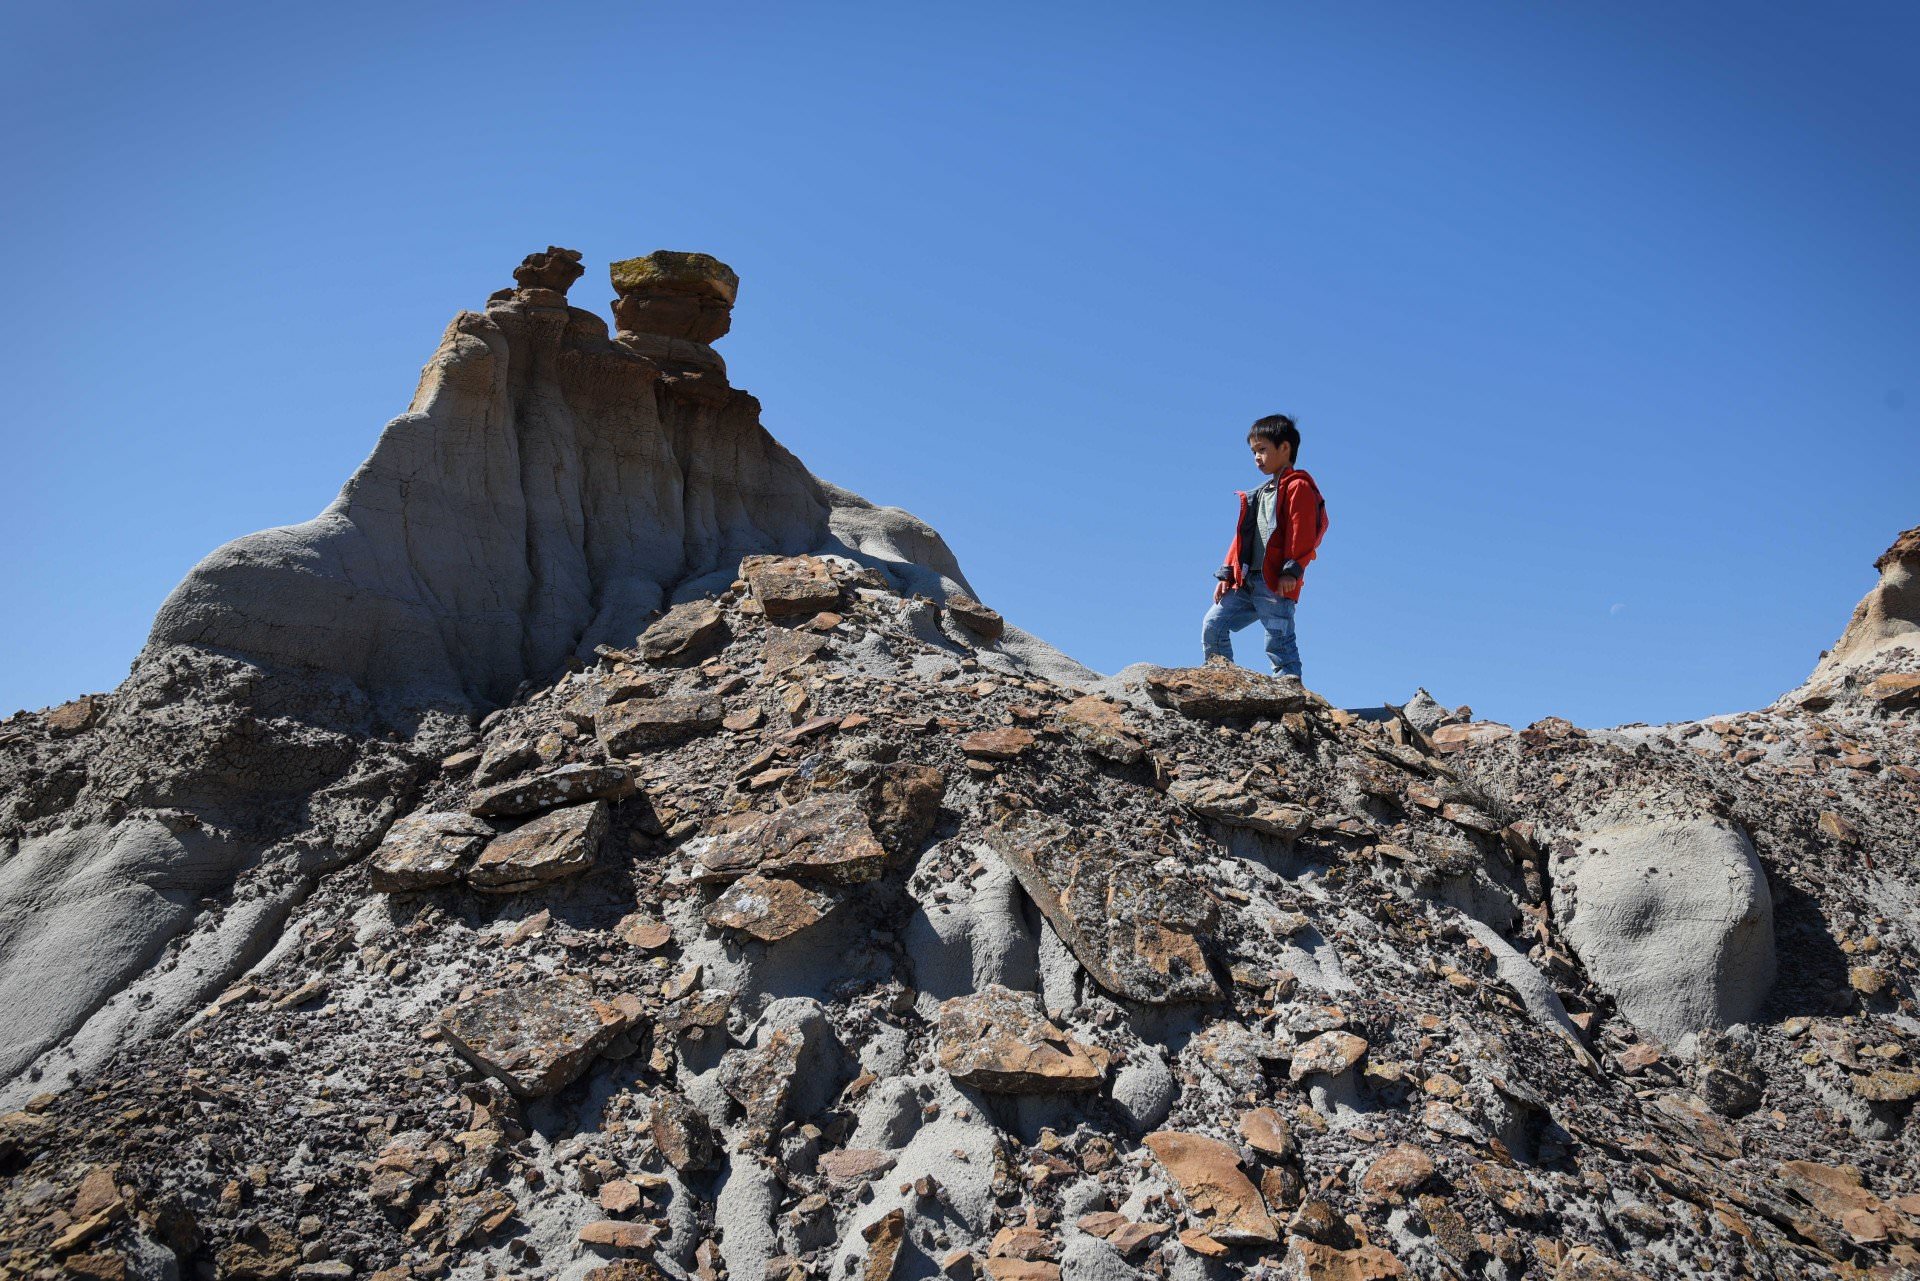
top-left (1222, 467), bottom-right (1326, 602)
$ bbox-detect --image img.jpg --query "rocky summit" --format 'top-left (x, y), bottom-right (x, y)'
top-left (0, 251), bottom-right (1917, 1281)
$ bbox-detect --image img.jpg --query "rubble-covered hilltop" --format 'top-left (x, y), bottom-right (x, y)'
top-left (0, 249), bottom-right (1917, 1281)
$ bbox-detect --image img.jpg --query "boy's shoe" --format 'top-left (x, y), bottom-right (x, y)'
top-left (1204, 654), bottom-right (1235, 668)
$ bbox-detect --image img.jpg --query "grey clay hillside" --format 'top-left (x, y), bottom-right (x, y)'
top-left (0, 248), bottom-right (1917, 1281)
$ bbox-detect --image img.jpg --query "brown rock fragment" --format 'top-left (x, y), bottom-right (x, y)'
top-left (821, 1148), bottom-right (899, 1186)
top-left (615, 914), bottom-right (673, 950)
top-left (1170, 778), bottom-right (1311, 839)
top-left (982, 1263), bottom-right (1060, 1281)
top-left (44, 695), bottom-right (101, 735)
top-left (866, 761), bottom-right (946, 855)
top-left (650, 1095), bottom-right (720, 1171)
top-left (214, 1223), bottom-right (300, 1281)
top-left (706, 874), bottom-right (843, 942)
top-left (1288, 1031), bottom-right (1369, 1082)
top-left (1144, 665), bottom-right (1307, 719)
top-left (1239, 1107), bottom-right (1296, 1159)
top-left (1286, 1239), bottom-right (1406, 1279)
top-left (580, 1220), bottom-right (661, 1249)
top-left (371, 811), bottom-right (494, 892)
top-left (1143, 1130), bottom-right (1278, 1244)
top-left (639, 599), bottom-right (727, 665)
top-left (990, 821), bottom-right (1221, 1003)
top-left (694, 796), bottom-right (887, 885)
top-left (598, 695), bottom-right (725, 755)
top-left (1358, 1145), bottom-right (1436, 1202)
top-left (1055, 696), bottom-right (1147, 764)
top-left (468, 763), bottom-right (635, 817)
top-left (863, 1208), bottom-right (908, 1281)
top-left (936, 986), bottom-right (1109, 1092)
top-left (467, 801), bottom-right (607, 892)
top-left (742, 554), bottom-right (843, 617)
top-left (960, 727), bottom-right (1035, 760)
top-left (1076, 1213), bottom-right (1167, 1257)
top-left (438, 974), bottom-right (625, 1097)
top-left (946, 593), bottom-right (1006, 640)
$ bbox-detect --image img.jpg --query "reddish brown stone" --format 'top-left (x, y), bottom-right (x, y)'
top-left (1143, 1131), bottom-right (1277, 1244)
top-left (438, 975), bottom-right (626, 1097)
top-left (936, 986), bottom-right (1109, 1093)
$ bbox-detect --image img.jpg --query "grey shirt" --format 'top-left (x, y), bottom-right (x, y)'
top-left (1254, 480), bottom-right (1278, 558)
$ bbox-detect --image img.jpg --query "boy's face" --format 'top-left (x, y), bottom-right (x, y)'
top-left (1249, 435), bottom-right (1293, 475)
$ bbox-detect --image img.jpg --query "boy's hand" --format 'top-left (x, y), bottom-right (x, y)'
top-left (1277, 575), bottom-right (1300, 594)
top-left (1213, 579), bottom-right (1230, 604)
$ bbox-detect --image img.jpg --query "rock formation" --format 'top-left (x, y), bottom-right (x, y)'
top-left (1796, 524), bottom-right (1920, 707)
top-left (0, 249), bottom-right (1917, 1281)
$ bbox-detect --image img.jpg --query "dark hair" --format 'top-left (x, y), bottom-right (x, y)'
top-left (1248, 414), bottom-right (1300, 460)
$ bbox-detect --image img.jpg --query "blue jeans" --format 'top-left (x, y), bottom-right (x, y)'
top-left (1202, 576), bottom-right (1302, 678)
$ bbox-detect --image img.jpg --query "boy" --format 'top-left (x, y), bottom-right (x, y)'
top-left (1202, 414), bottom-right (1327, 681)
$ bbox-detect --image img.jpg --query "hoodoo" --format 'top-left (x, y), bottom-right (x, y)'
top-left (1, 250), bottom-right (1917, 1281)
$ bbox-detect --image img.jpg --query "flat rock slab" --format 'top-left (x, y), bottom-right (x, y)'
top-left (371, 812), bottom-right (495, 892)
top-left (693, 796), bottom-right (887, 885)
top-left (763, 629), bottom-right (830, 675)
top-left (468, 763), bottom-right (635, 817)
top-left (1145, 666), bottom-right (1307, 719)
top-left (742, 554), bottom-right (842, 618)
top-left (1288, 1030), bottom-right (1369, 1082)
top-left (1143, 1130), bottom-right (1278, 1244)
top-left (438, 974), bottom-right (625, 1097)
top-left (945, 593), bottom-right (1005, 640)
top-left (1056, 696), bottom-right (1146, 764)
top-left (936, 985), bottom-right (1109, 1092)
top-left (1169, 779), bottom-right (1310, 840)
top-left (706, 874), bottom-right (845, 942)
top-left (598, 695), bottom-right (725, 756)
top-left (990, 823), bottom-right (1221, 1003)
top-left (639, 599), bottom-right (727, 665)
top-left (468, 801), bottom-right (607, 893)
top-left (960, 728), bottom-right (1034, 760)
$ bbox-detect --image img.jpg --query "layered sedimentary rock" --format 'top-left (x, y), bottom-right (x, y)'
top-left (0, 248), bottom-right (1094, 1114)
top-left (1797, 524), bottom-right (1920, 703)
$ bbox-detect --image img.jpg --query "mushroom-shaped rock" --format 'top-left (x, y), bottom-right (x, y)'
top-left (466, 801), bottom-right (607, 893)
top-left (1551, 817), bottom-right (1774, 1043)
top-left (1145, 665), bottom-right (1307, 719)
top-left (1142, 1131), bottom-right (1278, 1244)
top-left (609, 249), bottom-right (739, 347)
top-left (438, 974), bottom-right (627, 1097)
top-left (1803, 524), bottom-right (1920, 694)
top-left (511, 245), bottom-right (585, 295)
top-left (936, 986), bottom-right (1109, 1093)
top-left (370, 811), bottom-right (494, 892)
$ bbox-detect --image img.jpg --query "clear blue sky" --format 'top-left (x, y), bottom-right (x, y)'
top-left (4, 2), bottom-right (1915, 728)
